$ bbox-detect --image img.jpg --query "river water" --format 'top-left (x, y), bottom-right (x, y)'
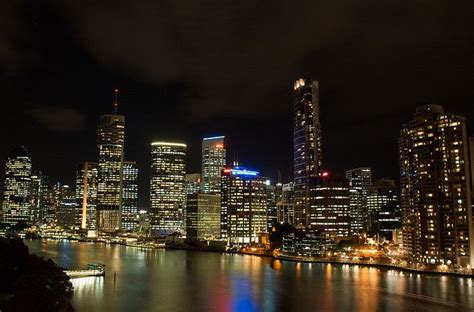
top-left (25, 239), bottom-right (474, 312)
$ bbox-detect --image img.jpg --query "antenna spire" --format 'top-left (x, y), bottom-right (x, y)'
top-left (113, 88), bottom-right (119, 114)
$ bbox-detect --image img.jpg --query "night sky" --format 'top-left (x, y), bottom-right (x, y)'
top-left (2, 1), bottom-right (474, 208)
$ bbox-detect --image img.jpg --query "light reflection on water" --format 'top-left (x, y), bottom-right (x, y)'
top-left (25, 240), bottom-right (474, 312)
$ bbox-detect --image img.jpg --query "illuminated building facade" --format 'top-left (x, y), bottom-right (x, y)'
top-left (367, 179), bottom-right (400, 239)
top-left (97, 109), bottom-right (125, 232)
top-left (150, 142), bottom-right (187, 235)
top-left (221, 165), bottom-right (267, 244)
top-left (2, 146), bottom-right (32, 224)
top-left (265, 180), bottom-right (278, 231)
top-left (185, 173), bottom-right (201, 195)
top-left (400, 105), bottom-right (473, 266)
top-left (30, 171), bottom-right (48, 224)
top-left (346, 167), bottom-right (372, 235)
top-left (75, 162), bottom-right (98, 230)
top-left (122, 161), bottom-right (138, 231)
top-left (308, 175), bottom-right (351, 238)
top-left (186, 193), bottom-right (221, 240)
top-left (56, 185), bottom-right (76, 228)
top-left (276, 202), bottom-right (295, 225)
top-left (201, 136), bottom-right (226, 194)
top-left (293, 78), bottom-right (323, 227)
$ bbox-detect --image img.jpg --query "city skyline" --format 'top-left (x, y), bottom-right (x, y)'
top-left (3, 2), bottom-right (474, 211)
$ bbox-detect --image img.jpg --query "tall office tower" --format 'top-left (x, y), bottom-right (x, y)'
top-left (400, 105), bottom-right (473, 266)
top-left (308, 174), bottom-right (351, 238)
top-left (186, 193), bottom-right (221, 240)
top-left (56, 185), bottom-right (76, 228)
top-left (30, 171), bottom-right (48, 224)
top-left (201, 136), bottom-right (226, 194)
top-left (75, 162), bottom-right (98, 230)
top-left (367, 179), bottom-right (400, 241)
top-left (2, 146), bottom-right (32, 224)
top-left (185, 173), bottom-right (201, 195)
top-left (96, 91), bottom-right (125, 232)
top-left (221, 165), bottom-right (267, 244)
top-left (276, 182), bottom-right (295, 225)
top-left (293, 78), bottom-right (323, 227)
top-left (367, 179), bottom-right (398, 228)
top-left (265, 180), bottom-right (278, 231)
top-left (346, 167), bottom-right (372, 235)
top-left (150, 142), bottom-right (187, 235)
top-left (122, 161), bottom-right (138, 231)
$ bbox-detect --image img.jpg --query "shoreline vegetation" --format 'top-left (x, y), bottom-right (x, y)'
top-left (0, 237), bottom-right (74, 312)
top-left (35, 236), bottom-right (474, 279)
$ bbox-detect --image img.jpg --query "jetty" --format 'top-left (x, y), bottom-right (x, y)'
top-left (64, 263), bottom-right (105, 278)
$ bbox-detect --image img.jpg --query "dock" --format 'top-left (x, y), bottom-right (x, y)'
top-left (64, 263), bottom-right (105, 278)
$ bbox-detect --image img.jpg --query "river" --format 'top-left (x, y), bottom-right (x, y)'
top-left (25, 239), bottom-right (474, 311)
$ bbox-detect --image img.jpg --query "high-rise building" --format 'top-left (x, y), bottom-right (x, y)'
top-left (56, 185), bottom-right (76, 228)
top-left (30, 171), bottom-right (48, 224)
top-left (308, 174), bottom-right (351, 238)
top-left (150, 142), bottom-right (187, 235)
top-left (276, 182), bottom-right (295, 225)
top-left (96, 94), bottom-right (125, 232)
top-left (400, 105), bottom-right (473, 266)
top-left (221, 165), bottom-right (267, 244)
top-left (265, 180), bottom-right (278, 231)
top-left (186, 193), bottom-right (221, 240)
top-left (122, 161), bottom-right (138, 231)
top-left (185, 173), bottom-right (201, 195)
top-left (293, 78), bottom-right (323, 227)
top-left (346, 167), bottom-right (372, 235)
top-left (75, 162), bottom-right (98, 230)
top-left (201, 136), bottom-right (226, 194)
top-left (367, 179), bottom-right (400, 241)
top-left (2, 146), bottom-right (32, 224)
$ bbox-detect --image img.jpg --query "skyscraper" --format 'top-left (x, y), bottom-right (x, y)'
top-left (56, 185), bottom-right (76, 228)
top-left (186, 193), bottom-right (221, 240)
top-left (293, 78), bottom-right (322, 227)
top-left (308, 174), bottom-right (351, 238)
top-left (75, 162), bottom-right (98, 230)
top-left (265, 180), bottom-right (278, 231)
top-left (30, 171), bottom-right (48, 224)
top-left (2, 146), bottom-right (32, 224)
top-left (150, 142), bottom-right (187, 235)
top-left (367, 179), bottom-right (400, 241)
top-left (96, 91), bottom-right (125, 232)
top-left (400, 105), bottom-right (473, 266)
top-left (201, 136), bottom-right (226, 194)
top-left (346, 167), bottom-right (372, 235)
top-left (185, 173), bottom-right (201, 195)
top-left (122, 161), bottom-right (138, 231)
top-left (221, 165), bottom-right (267, 244)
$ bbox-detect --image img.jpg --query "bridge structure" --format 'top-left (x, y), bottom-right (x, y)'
top-left (64, 263), bottom-right (105, 278)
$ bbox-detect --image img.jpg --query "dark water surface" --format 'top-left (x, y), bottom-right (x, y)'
top-left (25, 240), bottom-right (474, 312)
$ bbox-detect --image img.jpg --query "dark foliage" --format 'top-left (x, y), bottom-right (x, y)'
top-left (0, 237), bottom-right (73, 312)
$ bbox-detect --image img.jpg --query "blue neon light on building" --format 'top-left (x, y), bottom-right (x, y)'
top-left (203, 135), bottom-right (225, 141)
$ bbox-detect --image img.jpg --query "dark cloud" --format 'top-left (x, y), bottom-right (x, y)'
top-left (28, 106), bottom-right (86, 131)
top-left (1, 0), bottom-right (474, 204)
top-left (45, 0), bottom-right (474, 122)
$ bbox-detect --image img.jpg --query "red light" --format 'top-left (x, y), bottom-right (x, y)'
top-left (114, 88), bottom-right (119, 92)
top-left (322, 171), bottom-right (329, 177)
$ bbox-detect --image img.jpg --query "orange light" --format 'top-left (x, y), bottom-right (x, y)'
top-left (215, 144), bottom-right (224, 148)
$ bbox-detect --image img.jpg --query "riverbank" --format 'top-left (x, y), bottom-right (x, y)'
top-left (35, 236), bottom-right (474, 278)
top-left (275, 254), bottom-right (474, 278)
